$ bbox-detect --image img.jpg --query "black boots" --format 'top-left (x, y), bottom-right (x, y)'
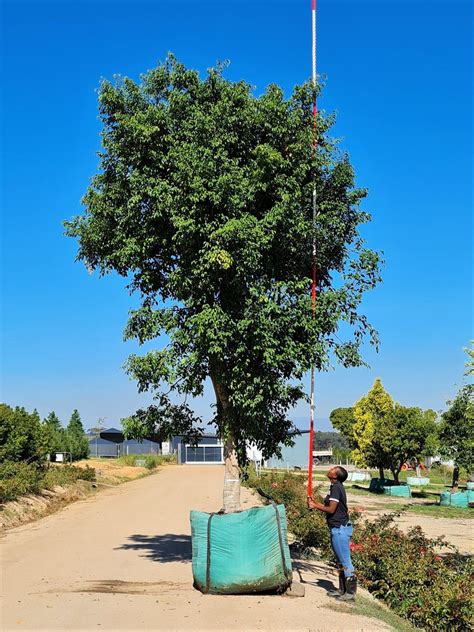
top-left (336, 575), bottom-right (357, 601)
top-left (327, 570), bottom-right (345, 597)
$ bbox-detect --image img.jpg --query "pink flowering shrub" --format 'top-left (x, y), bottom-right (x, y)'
top-left (352, 512), bottom-right (473, 630)
top-left (245, 468), bottom-right (472, 630)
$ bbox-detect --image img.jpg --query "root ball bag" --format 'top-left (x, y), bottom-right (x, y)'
top-left (190, 504), bottom-right (292, 594)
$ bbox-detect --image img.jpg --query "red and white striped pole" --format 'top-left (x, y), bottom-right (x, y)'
top-left (307, 0), bottom-right (317, 498)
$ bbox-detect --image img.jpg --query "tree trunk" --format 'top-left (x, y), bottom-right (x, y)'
top-left (223, 432), bottom-right (241, 513)
top-left (378, 466), bottom-right (385, 480)
top-left (451, 465), bottom-right (459, 491)
top-left (210, 362), bottom-right (241, 513)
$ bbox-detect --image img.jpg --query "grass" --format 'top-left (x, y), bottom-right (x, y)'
top-left (405, 503), bottom-right (473, 518)
top-left (266, 467), bottom-right (473, 518)
top-left (345, 484), bottom-right (473, 518)
top-left (116, 454), bottom-right (177, 468)
top-left (324, 594), bottom-right (415, 632)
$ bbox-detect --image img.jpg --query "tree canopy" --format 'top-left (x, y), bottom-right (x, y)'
top-left (65, 56), bottom-right (382, 510)
top-left (329, 408), bottom-right (355, 445)
top-left (0, 404), bottom-right (48, 464)
top-left (333, 379), bottom-right (438, 482)
top-left (66, 409), bottom-right (89, 460)
top-left (438, 384), bottom-right (474, 475)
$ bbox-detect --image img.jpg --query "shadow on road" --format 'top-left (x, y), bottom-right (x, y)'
top-left (117, 533), bottom-right (192, 563)
top-left (293, 559), bottom-right (337, 592)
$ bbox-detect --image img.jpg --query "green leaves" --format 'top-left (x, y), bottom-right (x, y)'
top-left (66, 55), bottom-right (383, 457)
top-left (335, 380), bottom-right (438, 481)
top-left (438, 384), bottom-right (474, 471)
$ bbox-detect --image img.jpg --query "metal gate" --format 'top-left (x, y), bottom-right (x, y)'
top-left (185, 444), bottom-right (224, 464)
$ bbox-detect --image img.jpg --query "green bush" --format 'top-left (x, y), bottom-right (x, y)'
top-left (0, 461), bottom-right (42, 502)
top-left (0, 462), bottom-right (96, 503)
top-left (144, 455), bottom-right (158, 469)
top-left (0, 405), bottom-right (48, 464)
top-left (352, 512), bottom-right (473, 630)
top-left (117, 453), bottom-right (177, 467)
top-left (42, 465), bottom-right (96, 488)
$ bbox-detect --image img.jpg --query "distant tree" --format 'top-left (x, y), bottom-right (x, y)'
top-left (329, 408), bottom-right (356, 447)
top-left (464, 341), bottom-right (474, 376)
top-left (65, 56), bottom-right (382, 512)
top-left (43, 411), bottom-right (65, 454)
top-left (0, 404), bottom-right (48, 464)
top-left (66, 410), bottom-right (89, 460)
top-left (334, 380), bottom-right (437, 482)
top-left (438, 384), bottom-right (474, 489)
top-left (378, 405), bottom-right (438, 484)
top-left (44, 411), bottom-right (62, 432)
top-left (67, 409), bottom-right (84, 435)
top-left (351, 379), bottom-right (393, 479)
top-left (313, 430), bottom-right (349, 450)
top-left (332, 446), bottom-right (352, 464)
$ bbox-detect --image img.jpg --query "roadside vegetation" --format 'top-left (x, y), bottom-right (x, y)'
top-left (0, 403), bottom-right (175, 514)
top-left (0, 460), bottom-right (96, 503)
top-left (0, 403), bottom-right (93, 503)
top-left (245, 468), bottom-right (473, 631)
top-left (116, 454), bottom-right (177, 469)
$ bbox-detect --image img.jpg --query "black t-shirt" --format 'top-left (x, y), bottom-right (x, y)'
top-left (324, 480), bottom-right (350, 528)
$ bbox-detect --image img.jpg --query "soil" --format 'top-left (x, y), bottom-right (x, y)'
top-left (2, 465), bottom-right (391, 631)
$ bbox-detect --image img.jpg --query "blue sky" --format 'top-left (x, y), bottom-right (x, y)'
top-left (1, 0), bottom-right (472, 431)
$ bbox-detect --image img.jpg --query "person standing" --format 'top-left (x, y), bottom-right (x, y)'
top-left (307, 466), bottom-right (356, 601)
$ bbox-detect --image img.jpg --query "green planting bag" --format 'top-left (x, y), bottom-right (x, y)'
top-left (440, 491), bottom-right (468, 508)
top-left (406, 477), bottom-right (430, 486)
top-left (383, 484), bottom-right (411, 498)
top-left (369, 478), bottom-right (391, 492)
top-left (190, 504), bottom-right (292, 594)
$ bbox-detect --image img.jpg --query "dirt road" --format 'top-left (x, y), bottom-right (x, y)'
top-left (1, 465), bottom-right (389, 632)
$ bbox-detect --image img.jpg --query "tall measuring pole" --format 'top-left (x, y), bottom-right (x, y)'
top-left (307, 0), bottom-right (317, 498)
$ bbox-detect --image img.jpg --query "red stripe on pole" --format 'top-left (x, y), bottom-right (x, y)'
top-left (308, 0), bottom-right (317, 499)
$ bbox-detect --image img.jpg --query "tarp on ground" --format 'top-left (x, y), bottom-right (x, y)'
top-left (190, 504), bottom-right (292, 594)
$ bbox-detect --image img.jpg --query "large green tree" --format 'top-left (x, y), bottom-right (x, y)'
top-left (335, 380), bottom-right (438, 483)
top-left (378, 405), bottom-right (438, 483)
top-left (65, 56), bottom-right (382, 511)
top-left (438, 384), bottom-right (474, 487)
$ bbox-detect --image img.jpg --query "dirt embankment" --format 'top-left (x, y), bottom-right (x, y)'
top-left (0, 459), bottom-right (159, 532)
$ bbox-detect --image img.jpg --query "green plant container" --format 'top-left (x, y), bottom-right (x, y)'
top-left (439, 491), bottom-right (469, 508)
top-left (347, 472), bottom-right (371, 482)
top-left (406, 477), bottom-right (430, 486)
top-left (467, 489), bottom-right (474, 503)
top-left (369, 478), bottom-right (394, 492)
top-left (383, 484), bottom-right (411, 498)
top-left (190, 504), bottom-right (292, 594)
